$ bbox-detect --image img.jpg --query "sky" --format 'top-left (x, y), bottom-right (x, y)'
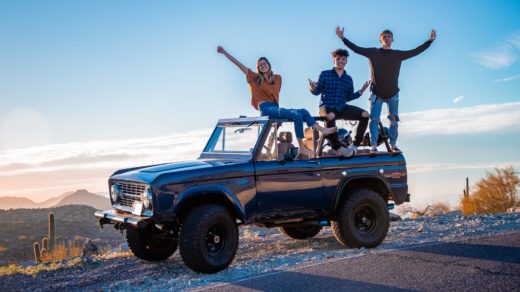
top-left (0, 0), bottom-right (519, 207)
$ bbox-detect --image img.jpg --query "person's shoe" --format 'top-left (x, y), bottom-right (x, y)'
top-left (370, 145), bottom-right (378, 154)
top-left (390, 144), bottom-right (401, 152)
top-left (337, 146), bottom-right (354, 157)
top-left (349, 145), bottom-right (358, 155)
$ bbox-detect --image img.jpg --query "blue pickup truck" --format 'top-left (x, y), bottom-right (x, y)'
top-left (95, 116), bottom-right (409, 273)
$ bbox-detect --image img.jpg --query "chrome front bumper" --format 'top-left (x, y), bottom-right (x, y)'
top-left (95, 209), bottom-right (150, 229)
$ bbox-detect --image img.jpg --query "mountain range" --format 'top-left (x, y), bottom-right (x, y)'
top-left (0, 189), bottom-right (111, 211)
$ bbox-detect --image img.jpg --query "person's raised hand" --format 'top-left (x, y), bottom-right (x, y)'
top-left (217, 46), bottom-right (226, 54)
top-left (336, 26), bottom-right (345, 39)
top-left (429, 29), bottom-right (436, 42)
top-left (308, 79), bottom-right (317, 91)
top-left (360, 80), bottom-right (371, 93)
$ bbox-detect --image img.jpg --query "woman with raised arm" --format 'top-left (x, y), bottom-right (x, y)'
top-left (217, 46), bottom-right (336, 158)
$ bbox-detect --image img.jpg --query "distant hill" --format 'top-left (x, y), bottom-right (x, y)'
top-left (0, 197), bottom-right (39, 209)
top-left (54, 189), bottom-right (111, 210)
top-left (0, 190), bottom-right (110, 211)
top-left (0, 205), bottom-right (123, 266)
top-left (38, 191), bottom-right (75, 208)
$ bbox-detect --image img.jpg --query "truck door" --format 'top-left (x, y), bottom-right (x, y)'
top-left (254, 121), bottom-right (325, 220)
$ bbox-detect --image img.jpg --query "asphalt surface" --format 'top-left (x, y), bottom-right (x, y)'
top-left (201, 231), bottom-right (520, 291)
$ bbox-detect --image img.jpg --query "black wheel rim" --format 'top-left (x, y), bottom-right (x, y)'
top-left (206, 224), bottom-right (227, 255)
top-left (354, 205), bottom-right (377, 233)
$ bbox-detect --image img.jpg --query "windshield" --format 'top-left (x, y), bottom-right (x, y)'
top-left (203, 122), bottom-right (265, 156)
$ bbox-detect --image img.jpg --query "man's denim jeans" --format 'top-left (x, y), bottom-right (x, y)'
top-left (369, 93), bottom-right (399, 146)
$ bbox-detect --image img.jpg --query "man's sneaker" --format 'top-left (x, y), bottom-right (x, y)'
top-left (391, 144), bottom-right (401, 152)
top-left (349, 145), bottom-right (358, 155)
top-left (337, 146), bottom-right (354, 157)
top-left (370, 146), bottom-right (378, 153)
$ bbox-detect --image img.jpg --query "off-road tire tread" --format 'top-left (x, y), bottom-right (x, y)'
top-left (331, 188), bottom-right (389, 248)
top-left (179, 204), bottom-right (238, 274)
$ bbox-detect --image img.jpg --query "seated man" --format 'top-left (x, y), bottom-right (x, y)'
top-left (309, 48), bottom-right (370, 156)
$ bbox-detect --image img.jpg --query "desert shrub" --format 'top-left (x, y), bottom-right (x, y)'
top-left (460, 166), bottom-right (520, 215)
top-left (398, 201), bottom-right (451, 218)
top-left (37, 240), bottom-right (81, 262)
top-left (41, 241), bottom-right (82, 262)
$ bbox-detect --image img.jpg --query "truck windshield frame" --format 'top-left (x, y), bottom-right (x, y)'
top-left (201, 120), bottom-right (268, 158)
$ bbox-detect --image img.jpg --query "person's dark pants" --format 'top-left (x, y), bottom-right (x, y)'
top-left (320, 105), bottom-right (369, 149)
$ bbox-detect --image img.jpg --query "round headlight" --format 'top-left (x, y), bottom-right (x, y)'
top-left (142, 187), bottom-right (153, 209)
top-left (110, 183), bottom-right (120, 202)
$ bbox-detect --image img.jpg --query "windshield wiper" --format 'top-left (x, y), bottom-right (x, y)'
top-left (234, 121), bottom-right (257, 133)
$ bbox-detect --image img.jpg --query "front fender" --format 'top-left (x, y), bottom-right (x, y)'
top-left (174, 185), bottom-right (246, 221)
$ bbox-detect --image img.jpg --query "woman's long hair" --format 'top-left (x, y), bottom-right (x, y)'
top-left (255, 57), bottom-right (276, 86)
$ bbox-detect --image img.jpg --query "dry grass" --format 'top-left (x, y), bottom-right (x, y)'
top-left (0, 257), bottom-right (83, 276)
top-left (41, 241), bottom-right (82, 263)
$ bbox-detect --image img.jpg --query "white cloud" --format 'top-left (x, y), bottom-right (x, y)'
top-left (473, 31), bottom-right (520, 69)
top-left (1, 102), bottom-right (520, 198)
top-left (0, 129), bottom-right (211, 176)
top-left (407, 161), bottom-right (520, 174)
top-left (472, 43), bottom-right (517, 69)
top-left (452, 95), bottom-right (464, 103)
top-left (400, 101), bottom-right (520, 135)
top-left (493, 74), bottom-right (520, 83)
top-left (2, 102), bottom-right (520, 174)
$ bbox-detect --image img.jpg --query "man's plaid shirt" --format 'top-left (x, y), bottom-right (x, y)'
top-left (311, 68), bottom-right (361, 112)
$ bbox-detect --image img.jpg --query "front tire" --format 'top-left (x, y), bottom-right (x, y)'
top-left (126, 225), bottom-right (178, 261)
top-left (179, 204), bottom-right (238, 274)
top-left (331, 188), bottom-right (389, 248)
top-left (278, 225), bottom-right (322, 240)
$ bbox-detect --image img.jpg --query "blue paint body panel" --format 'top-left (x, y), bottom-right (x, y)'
top-left (106, 117), bottom-right (409, 225)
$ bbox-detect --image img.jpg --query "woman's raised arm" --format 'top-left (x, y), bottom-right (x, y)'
top-left (217, 46), bottom-right (248, 74)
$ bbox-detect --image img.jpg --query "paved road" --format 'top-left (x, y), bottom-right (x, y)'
top-left (202, 231), bottom-right (520, 291)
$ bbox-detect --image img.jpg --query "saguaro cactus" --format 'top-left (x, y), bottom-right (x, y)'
top-left (42, 237), bottom-right (48, 251)
top-left (32, 212), bottom-right (57, 263)
top-left (48, 213), bottom-right (55, 252)
top-left (463, 177), bottom-right (470, 197)
top-left (33, 242), bottom-right (42, 263)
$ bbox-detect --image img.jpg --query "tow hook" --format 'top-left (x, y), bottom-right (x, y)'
top-left (114, 222), bottom-right (128, 234)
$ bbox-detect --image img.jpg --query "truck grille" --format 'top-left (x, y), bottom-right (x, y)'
top-left (116, 182), bottom-right (147, 208)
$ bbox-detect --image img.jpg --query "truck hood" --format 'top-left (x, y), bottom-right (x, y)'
top-left (110, 158), bottom-right (253, 185)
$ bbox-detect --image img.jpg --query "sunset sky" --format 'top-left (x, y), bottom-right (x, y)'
top-left (1, 0), bottom-right (519, 207)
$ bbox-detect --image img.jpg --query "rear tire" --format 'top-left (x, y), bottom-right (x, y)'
top-left (331, 188), bottom-right (389, 248)
top-left (126, 225), bottom-right (177, 261)
top-left (179, 204), bottom-right (238, 274)
top-left (278, 225), bottom-right (322, 240)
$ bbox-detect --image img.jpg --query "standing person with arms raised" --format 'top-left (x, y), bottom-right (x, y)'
top-left (336, 26), bottom-right (436, 153)
top-left (217, 46), bottom-right (336, 158)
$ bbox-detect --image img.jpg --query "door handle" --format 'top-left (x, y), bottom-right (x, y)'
top-left (307, 160), bottom-right (319, 164)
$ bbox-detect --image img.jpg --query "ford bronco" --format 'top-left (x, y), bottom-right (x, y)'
top-left (95, 116), bottom-right (409, 273)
